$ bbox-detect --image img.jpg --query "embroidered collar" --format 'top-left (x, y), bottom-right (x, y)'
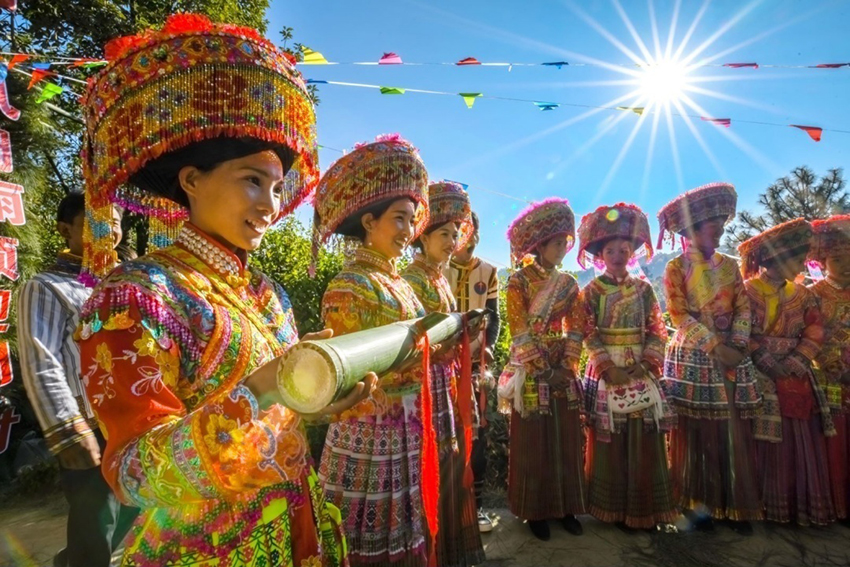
top-left (355, 246), bottom-right (399, 277)
top-left (757, 270), bottom-right (788, 290)
top-left (176, 223), bottom-right (249, 286)
top-left (529, 259), bottom-right (557, 277)
top-left (412, 253), bottom-right (444, 278)
top-left (600, 272), bottom-right (631, 286)
top-left (54, 251), bottom-right (83, 276)
top-left (685, 246), bottom-right (721, 266)
top-left (826, 276), bottom-right (850, 291)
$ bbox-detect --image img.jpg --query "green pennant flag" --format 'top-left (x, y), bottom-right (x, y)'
top-left (380, 86), bottom-right (406, 95)
top-left (80, 61), bottom-right (108, 70)
top-left (459, 92), bottom-right (482, 109)
top-left (36, 82), bottom-right (64, 104)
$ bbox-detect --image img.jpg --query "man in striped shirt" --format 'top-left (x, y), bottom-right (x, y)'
top-left (445, 211), bottom-right (501, 533)
top-left (18, 193), bottom-right (135, 567)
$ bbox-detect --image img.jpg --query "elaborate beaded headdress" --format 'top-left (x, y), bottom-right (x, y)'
top-left (656, 182), bottom-right (737, 249)
top-left (506, 197), bottom-right (575, 267)
top-left (809, 215), bottom-right (850, 266)
top-left (426, 181), bottom-right (474, 252)
top-left (737, 218), bottom-right (813, 279)
top-left (577, 202), bottom-right (654, 269)
top-left (311, 133), bottom-right (429, 263)
top-left (80, 13), bottom-right (318, 284)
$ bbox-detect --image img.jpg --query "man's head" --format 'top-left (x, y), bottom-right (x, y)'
top-left (57, 193), bottom-right (123, 257)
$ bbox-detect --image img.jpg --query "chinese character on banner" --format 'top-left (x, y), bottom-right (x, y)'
top-left (0, 340), bottom-right (12, 386)
top-left (0, 236), bottom-right (18, 281)
top-left (0, 407), bottom-right (21, 455)
top-left (0, 129), bottom-right (12, 173)
top-left (0, 181), bottom-right (25, 225)
top-left (0, 289), bottom-right (9, 333)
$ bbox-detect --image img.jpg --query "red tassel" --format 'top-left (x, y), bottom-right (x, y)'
top-left (459, 317), bottom-right (474, 489)
top-left (415, 329), bottom-right (439, 565)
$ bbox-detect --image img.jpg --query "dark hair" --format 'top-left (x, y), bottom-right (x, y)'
top-left (412, 221), bottom-right (460, 251)
top-left (585, 236), bottom-right (635, 257)
top-left (57, 192), bottom-right (86, 224)
top-left (691, 215), bottom-right (728, 233)
top-left (762, 246), bottom-right (810, 270)
top-left (336, 197), bottom-right (416, 241)
top-left (129, 137), bottom-right (296, 208)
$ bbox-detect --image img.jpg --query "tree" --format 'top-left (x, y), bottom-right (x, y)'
top-left (726, 166), bottom-right (848, 247)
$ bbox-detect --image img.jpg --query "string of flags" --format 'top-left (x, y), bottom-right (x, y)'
top-left (305, 78), bottom-right (842, 142)
top-left (297, 47), bottom-right (850, 71)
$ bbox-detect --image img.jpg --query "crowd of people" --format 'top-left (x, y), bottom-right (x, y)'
top-left (13, 12), bottom-right (850, 567)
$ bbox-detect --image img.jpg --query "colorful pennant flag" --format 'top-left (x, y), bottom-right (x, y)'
top-left (380, 86), bottom-right (405, 95)
top-left (701, 117), bottom-right (731, 127)
top-left (0, 0), bottom-right (17, 11)
top-left (31, 62), bottom-right (52, 70)
top-left (723, 62), bottom-right (759, 69)
top-left (7, 54), bottom-right (28, 69)
top-left (790, 124), bottom-right (823, 142)
top-left (446, 180), bottom-right (470, 190)
top-left (27, 68), bottom-right (55, 89)
top-left (379, 52), bottom-right (403, 65)
top-left (812, 63), bottom-right (849, 68)
top-left (300, 46), bottom-right (328, 65)
top-left (459, 92), bottom-right (482, 108)
top-left (306, 79), bottom-right (328, 84)
top-left (36, 82), bottom-right (64, 103)
top-left (617, 106), bottom-right (645, 116)
top-left (457, 57), bottom-right (481, 66)
top-left (0, 130), bottom-right (11, 173)
top-left (73, 58), bottom-right (108, 68)
top-left (534, 102), bottom-right (559, 111)
top-left (541, 61), bottom-right (569, 69)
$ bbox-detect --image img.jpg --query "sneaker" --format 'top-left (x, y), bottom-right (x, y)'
top-left (478, 509), bottom-right (494, 533)
top-left (528, 520), bottom-right (550, 541)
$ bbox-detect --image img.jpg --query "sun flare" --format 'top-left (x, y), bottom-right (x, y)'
top-left (639, 58), bottom-right (690, 107)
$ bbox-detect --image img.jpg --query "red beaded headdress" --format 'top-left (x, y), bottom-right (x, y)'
top-left (426, 181), bottom-right (474, 252)
top-left (737, 218), bottom-right (813, 279)
top-left (810, 215), bottom-right (850, 266)
top-left (576, 203), bottom-right (654, 269)
top-left (312, 134), bottom-right (429, 263)
top-left (81, 14), bottom-right (318, 284)
top-left (506, 198), bottom-right (575, 267)
top-left (657, 182), bottom-right (737, 249)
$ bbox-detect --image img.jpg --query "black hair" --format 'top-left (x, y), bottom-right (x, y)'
top-left (57, 192), bottom-right (86, 224)
top-left (336, 197), bottom-right (416, 242)
top-left (470, 211), bottom-right (480, 233)
top-left (412, 220), bottom-right (461, 251)
top-left (585, 235), bottom-right (636, 258)
top-left (761, 246), bottom-right (811, 270)
top-left (129, 137), bottom-right (296, 208)
top-left (690, 215), bottom-right (729, 233)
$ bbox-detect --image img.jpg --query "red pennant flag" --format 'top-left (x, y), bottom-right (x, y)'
top-left (812, 63), bottom-right (849, 68)
top-left (723, 62), bottom-right (759, 69)
top-left (27, 68), bottom-right (55, 89)
top-left (456, 57), bottom-right (481, 66)
top-left (378, 52), bottom-right (403, 65)
top-left (7, 54), bottom-right (28, 69)
top-left (790, 124), bottom-right (822, 142)
top-left (701, 117), bottom-right (731, 127)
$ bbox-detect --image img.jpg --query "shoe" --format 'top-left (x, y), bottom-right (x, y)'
top-left (561, 515), bottom-right (583, 536)
top-left (528, 520), bottom-right (550, 541)
top-left (615, 521), bottom-right (638, 534)
top-left (478, 509), bottom-right (494, 533)
top-left (727, 520), bottom-right (753, 536)
top-left (53, 549), bottom-right (67, 567)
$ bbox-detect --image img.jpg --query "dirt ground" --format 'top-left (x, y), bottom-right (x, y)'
top-left (3, 494), bottom-right (850, 567)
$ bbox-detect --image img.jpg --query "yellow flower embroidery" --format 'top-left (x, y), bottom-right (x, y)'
top-left (203, 414), bottom-right (240, 456)
top-left (103, 311), bottom-right (135, 331)
top-left (154, 349), bottom-right (180, 389)
top-left (95, 343), bottom-right (113, 373)
top-left (301, 556), bottom-right (322, 567)
top-left (133, 331), bottom-right (159, 359)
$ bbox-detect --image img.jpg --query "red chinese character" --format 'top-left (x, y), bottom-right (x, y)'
top-left (0, 341), bottom-right (12, 386)
top-left (0, 181), bottom-right (25, 226)
top-left (0, 407), bottom-right (21, 455)
top-left (0, 236), bottom-right (18, 281)
top-left (0, 289), bottom-right (9, 333)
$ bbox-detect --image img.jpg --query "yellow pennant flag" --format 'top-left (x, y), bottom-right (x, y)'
top-left (459, 92), bottom-right (482, 109)
top-left (300, 46), bottom-right (328, 65)
top-left (616, 106), bottom-right (645, 116)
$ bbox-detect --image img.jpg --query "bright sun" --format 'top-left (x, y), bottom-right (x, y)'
top-left (639, 58), bottom-right (689, 106)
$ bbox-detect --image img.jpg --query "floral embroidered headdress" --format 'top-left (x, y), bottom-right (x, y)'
top-left (656, 182), bottom-right (737, 249)
top-left (576, 202), bottom-right (654, 269)
top-left (81, 13), bottom-right (318, 284)
top-left (810, 215), bottom-right (850, 266)
top-left (426, 181), bottom-right (474, 252)
top-left (737, 218), bottom-right (813, 279)
top-left (506, 197), bottom-right (575, 267)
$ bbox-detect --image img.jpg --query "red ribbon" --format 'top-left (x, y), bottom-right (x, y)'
top-left (415, 326), bottom-right (439, 566)
top-left (459, 315), bottom-right (474, 489)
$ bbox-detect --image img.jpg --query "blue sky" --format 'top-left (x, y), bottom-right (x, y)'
top-left (268, 0), bottom-right (849, 270)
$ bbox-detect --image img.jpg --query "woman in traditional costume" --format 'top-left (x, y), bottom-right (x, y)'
top-left (577, 203), bottom-right (677, 531)
top-left (657, 182), bottom-right (763, 534)
top-left (313, 135), bottom-right (437, 567)
top-left (739, 219), bottom-right (834, 526)
top-left (76, 15), bottom-right (370, 566)
top-left (402, 181), bottom-right (484, 567)
top-left (497, 198), bottom-right (586, 541)
top-left (809, 215), bottom-right (850, 525)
